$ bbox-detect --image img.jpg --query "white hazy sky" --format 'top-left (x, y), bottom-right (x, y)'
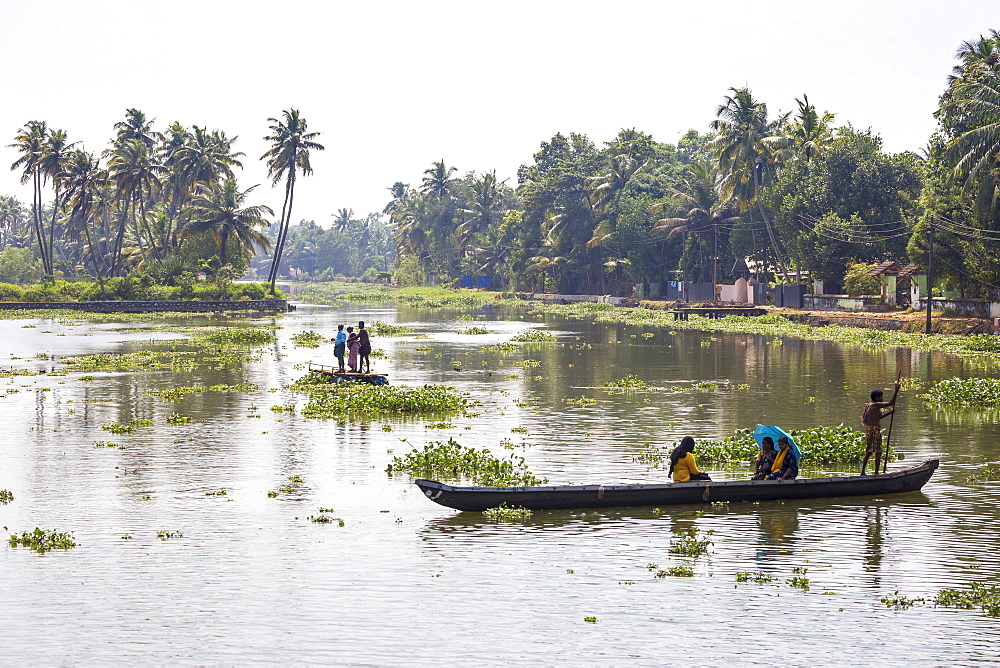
top-left (2, 0), bottom-right (999, 225)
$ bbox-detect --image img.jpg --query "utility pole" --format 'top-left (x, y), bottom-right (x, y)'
top-left (925, 218), bottom-right (934, 336)
top-left (711, 222), bottom-right (718, 292)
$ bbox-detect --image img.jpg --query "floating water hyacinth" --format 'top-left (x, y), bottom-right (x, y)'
top-left (509, 330), bottom-right (556, 342)
top-left (482, 504), bottom-right (533, 521)
top-left (922, 377), bottom-right (1000, 408)
top-left (386, 438), bottom-right (546, 487)
top-left (459, 326), bottom-right (493, 335)
top-left (668, 530), bottom-right (712, 557)
top-left (6, 527), bottom-right (77, 552)
top-left (290, 330), bottom-right (326, 348)
top-left (936, 582), bottom-right (1000, 616)
top-left (292, 380), bottom-right (471, 419)
top-left (369, 320), bottom-right (414, 336)
top-left (602, 374), bottom-right (650, 390)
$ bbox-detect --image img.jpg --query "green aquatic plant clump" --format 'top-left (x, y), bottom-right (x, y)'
top-left (296, 382), bottom-right (470, 419)
top-left (602, 374), bottom-right (650, 390)
top-left (881, 592), bottom-right (926, 609)
top-left (145, 383), bottom-right (259, 400)
top-left (0, 489), bottom-right (13, 504)
top-left (386, 437), bottom-right (547, 486)
top-left (482, 504), bottom-right (534, 521)
top-left (509, 330), bottom-right (556, 342)
top-left (101, 418), bottom-right (154, 435)
top-left (967, 465), bottom-right (1000, 482)
top-left (6, 527), bottom-right (78, 552)
top-left (59, 350), bottom-right (197, 373)
top-left (668, 531), bottom-right (712, 557)
top-left (459, 326), bottom-right (493, 335)
top-left (936, 582), bottom-right (1000, 616)
top-left (200, 328), bottom-right (276, 347)
top-left (736, 571), bottom-right (774, 584)
top-left (290, 331), bottom-right (326, 348)
top-left (482, 342), bottom-right (518, 352)
top-left (369, 320), bottom-right (415, 336)
top-left (165, 411), bottom-right (192, 425)
top-left (922, 377), bottom-right (1000, 408)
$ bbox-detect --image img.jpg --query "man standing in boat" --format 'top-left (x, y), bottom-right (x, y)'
top-left (860, 383), bottom-right (900, 476)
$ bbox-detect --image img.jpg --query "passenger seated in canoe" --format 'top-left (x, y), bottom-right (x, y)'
top-left (752, 437), bottom-right (776, 480)
top-left (767, 436), bottom-right (798, 480)
top-left (669, 436), bottom-right (712, 483)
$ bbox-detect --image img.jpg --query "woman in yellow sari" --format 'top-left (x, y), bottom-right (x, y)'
top-left (767, 436), bottom-right (799, 480)
top-left (669, 436), bottom-right (712, 483)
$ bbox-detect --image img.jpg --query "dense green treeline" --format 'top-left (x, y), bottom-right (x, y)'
top-left (3, 32), bottom-right (1000, 299)
top-left (1, 108), bottom-right (326, 296)
top-left (382, 31), bottom-right (1000, 298)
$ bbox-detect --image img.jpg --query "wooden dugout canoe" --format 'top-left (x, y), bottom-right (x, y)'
top-left (414, 459), bottom-right (939, 512)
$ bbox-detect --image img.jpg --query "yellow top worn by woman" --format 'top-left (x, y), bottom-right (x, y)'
top-left (672, 453), bottom-right (702, 483)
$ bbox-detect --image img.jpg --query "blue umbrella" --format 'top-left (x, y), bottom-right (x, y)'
top-left (752, 425), bottom-right (802, 461)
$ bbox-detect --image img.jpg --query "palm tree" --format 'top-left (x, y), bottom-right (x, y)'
top-left (588, 129), bottom-right (653, 215)
top-left (113, 108), bottom-right (160, 149)
top-left (174, 126), bottom-right (244, 185)
top-left (181, 179), bottom-right (272, 274)
top-left (586, 130), bottom-right (652, 292)
top-left (786, 95), bottom-right (836, 162)
top-left (945, 65), bottom-right (1000, 217)
top-left (106, 138), bottom-right (166, 270)
top-left (456, 171), bottom-right (508, 251)
top-left (39, 128), bottom-right (76, 276)
top-left (709, 87), bottom-right (790, 281)
top-left (393, 194), bottom-right (432, 261)
top-left (651, 162), bottom-right (740, 284)
top-left (169, 127), bottom-right (244, 251)
top-left (0, 195), bottom-right (28, 248)
top-left (261, 109), bottom-right (324, 295)
top-left (526, 252), bottom-right (570, 293)
top-left (8, 121), bottom-right (51, 276)
top-left (60, 149), bottom-right (110, 290)
top-left (354, 213), bottom-right (379, 253)
top-left (331, 208), bottom-right (355, 234)
top-left (420, 160), bottom-right (457, 199)
top-left (383, 181), bottom-right (410, 216)
top-left (948, 31), bottom-right (1000, 84)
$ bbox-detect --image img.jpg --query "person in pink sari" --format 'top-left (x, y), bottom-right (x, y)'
top-left (346, 326), bottom-right (360, 372)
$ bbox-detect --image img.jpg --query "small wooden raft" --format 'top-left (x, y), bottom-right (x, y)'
top-left (308, 362), bottom-right (389, 385)
top-left (671, 307), bottom-right (767, 321)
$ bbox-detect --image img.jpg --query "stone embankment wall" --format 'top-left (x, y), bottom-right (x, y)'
top-left (0, 299), bottom-right (292, 313)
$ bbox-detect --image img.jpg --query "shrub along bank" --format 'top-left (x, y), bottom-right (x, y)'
top-left (0, 278), bottom-right (280, 303)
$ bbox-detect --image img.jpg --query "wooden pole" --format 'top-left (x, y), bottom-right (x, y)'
top-left (883, 370), bottom-right (902, 474)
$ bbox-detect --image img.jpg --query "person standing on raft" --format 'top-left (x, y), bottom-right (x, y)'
top-left (860, 382), bottom-right (900, 476)
top-left (357, 321), bottom-right (372, 374)
top-left (333, 324), bottom-right (347, 373)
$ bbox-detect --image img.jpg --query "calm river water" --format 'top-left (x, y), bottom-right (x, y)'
top-left (2, 301), bottom-right (999, 665)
